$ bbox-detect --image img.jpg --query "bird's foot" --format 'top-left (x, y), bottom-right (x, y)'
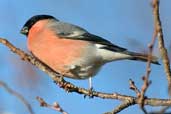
top-left (84, 87), bottom-right (94, 98)
top-left (84, 77), bottom-right (94, 98)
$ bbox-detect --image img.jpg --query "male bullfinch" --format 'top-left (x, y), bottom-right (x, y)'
top-left (20, 15), bottom-right (159, 88)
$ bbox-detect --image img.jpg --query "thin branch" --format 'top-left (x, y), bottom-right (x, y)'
top-left (137, 11), bottom-right (157, 113)
top-left (129, 79), bottom-right (141, 98)
top-left (153, 0), bottom-right (171, 95)
top-left (129, 78), bottom-right (149, 113)
top-left (36, 96), bottom-right (68, 114)
top-left (0, 80), bottom-right (34, 114)
top-left (127, 16), bottom-right (157, 114)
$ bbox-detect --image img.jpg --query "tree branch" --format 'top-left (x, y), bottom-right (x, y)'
top-left (153, 0), bottom-right (171, 95)
top-left (137, 6), bottom-right (157, 113)
top-left (0, 80), bottom-right (34, 114)
top-left (36, 96), bottom-right (68, 114)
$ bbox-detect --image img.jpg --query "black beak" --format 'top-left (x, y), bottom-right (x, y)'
top-left (20, 27), bottom-right (29, 35)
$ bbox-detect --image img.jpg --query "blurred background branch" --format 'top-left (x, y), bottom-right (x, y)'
top-left (0, 80), bottom-right (34, 114)
top-left (36, 96), bottom-right (68, 114)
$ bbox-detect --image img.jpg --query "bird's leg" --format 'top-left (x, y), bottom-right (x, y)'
top-left (88, 77), bottom-right (93, 90)
top-left (87, 77), bottom-right (94, 98)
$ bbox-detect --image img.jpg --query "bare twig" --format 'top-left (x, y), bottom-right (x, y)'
top-left (36, 96), bottom-right (68, 114)
top-left (127, 10), bottom-right (156, 114)
top-left (153, 0), bottom-right (171, 95)
top-left (0, 80), bottom-right (34, 114)
top-left (135, 0), bottom-right (171, 113)
top-left (138, 14), bottom-right (157, 114)
top-left (129, 79), bottom-right (141, 98)
top-left (129, 78), bottom-right (150, 113)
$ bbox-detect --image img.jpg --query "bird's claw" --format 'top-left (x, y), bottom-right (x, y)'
top-left (84, 87), bottom-right (94, 98)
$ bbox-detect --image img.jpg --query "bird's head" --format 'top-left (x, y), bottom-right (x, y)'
top-left (20, 15), bottom-right (58, 36)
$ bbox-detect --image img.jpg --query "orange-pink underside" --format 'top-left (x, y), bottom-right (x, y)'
top-left (27, 20), bottom-right (89, 76)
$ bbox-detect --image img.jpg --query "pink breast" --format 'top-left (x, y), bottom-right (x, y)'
top-left (28, 27), bottom-right (89, 78)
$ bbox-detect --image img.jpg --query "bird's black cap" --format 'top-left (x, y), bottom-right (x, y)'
top-left (20, 15), bottom-right (58, 36)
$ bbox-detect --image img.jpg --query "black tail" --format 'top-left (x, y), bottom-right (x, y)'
top-left (126, 51), bottom-right (160, 65)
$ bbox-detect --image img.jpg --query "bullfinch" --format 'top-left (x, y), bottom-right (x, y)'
top-left (20, 15), bottom-right (159, 88)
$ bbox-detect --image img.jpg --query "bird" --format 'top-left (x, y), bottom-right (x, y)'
top-left (20, 15), bottom-right (159, 89)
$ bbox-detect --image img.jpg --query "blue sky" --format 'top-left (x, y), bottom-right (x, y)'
top-left (0, 0), bottom-right (171, 114)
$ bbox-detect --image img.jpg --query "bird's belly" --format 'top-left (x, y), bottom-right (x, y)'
top-left (28, 37), bottom-right (103, 79)
top-left (64, 61), bottom-right (103, 79)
